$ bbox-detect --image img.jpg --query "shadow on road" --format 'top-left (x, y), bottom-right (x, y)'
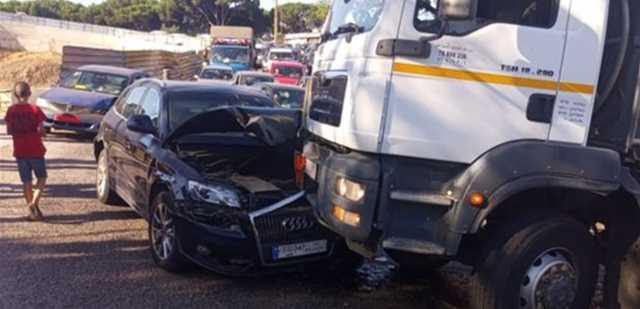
top-left (0, 158), bottom-right (96, 172)
top-left (0, 183), bottom-right (96, 199)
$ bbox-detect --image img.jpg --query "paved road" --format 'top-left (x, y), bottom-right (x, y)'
top-left (0, 127), bottom-right (464, 309)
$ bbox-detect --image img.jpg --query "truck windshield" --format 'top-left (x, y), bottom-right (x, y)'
top-left (269, 52), bottom-right (295, 61)
top-left (329, 0), bottom-right (385, 35)
top-left (211, 46), bottom-right (250, 64)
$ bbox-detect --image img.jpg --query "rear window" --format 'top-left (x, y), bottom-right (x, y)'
top-left (274, 66), bottom-right (303, 78)
top-left (168, 92), bottom-right (274, 129)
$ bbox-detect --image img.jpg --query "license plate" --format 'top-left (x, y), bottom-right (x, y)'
top-left (305, 159), bottom-right (317, 180)
top-left (272, 240), bottom-right (327, 260)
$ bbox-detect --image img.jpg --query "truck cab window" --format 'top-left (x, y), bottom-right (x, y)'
top-left (415, 0), bottom-right (559, 34)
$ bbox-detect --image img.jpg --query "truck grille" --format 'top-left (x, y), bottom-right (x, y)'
top-left (308, 73), bottom-right (347, 127)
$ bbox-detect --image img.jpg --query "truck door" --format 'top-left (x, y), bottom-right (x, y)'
top-left (382, 0), bottom-right (572, 164)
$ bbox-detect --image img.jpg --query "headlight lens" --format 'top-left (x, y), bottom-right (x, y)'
top-left (335, 176), bottom-right (366, 202)
top-left (36, 98), bottom-right (50, 108)
top-left (187, 181), bottom-right (242, 208)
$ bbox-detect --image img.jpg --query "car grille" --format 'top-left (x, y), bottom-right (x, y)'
top-left (308, 72), bottom-right (347, 127)
top-left (254, 208), bottom-right (326, 243)
top-left (49, 102), bottom-right (92, 114)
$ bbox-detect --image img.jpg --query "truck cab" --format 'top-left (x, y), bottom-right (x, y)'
top-left (303, 0), bottom-right (640, 308)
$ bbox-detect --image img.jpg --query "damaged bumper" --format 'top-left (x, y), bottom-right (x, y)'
top-left (175, 191), bottom-right (337, 275)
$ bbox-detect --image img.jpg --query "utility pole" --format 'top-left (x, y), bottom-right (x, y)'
top-left (273, 0), bottom-right (279, 43)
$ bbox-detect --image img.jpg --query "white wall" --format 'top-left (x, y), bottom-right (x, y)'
top-left (0, 12), bottom-right (208, 53)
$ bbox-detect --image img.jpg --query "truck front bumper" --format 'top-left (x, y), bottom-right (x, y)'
top-left (303, 140), bottom-right (469, 257)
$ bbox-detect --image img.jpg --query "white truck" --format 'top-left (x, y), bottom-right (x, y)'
top-left (302, 0), bottom-right (640, 308)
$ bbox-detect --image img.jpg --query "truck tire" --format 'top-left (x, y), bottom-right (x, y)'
top-left (470, 213), bottom-right (598, 309)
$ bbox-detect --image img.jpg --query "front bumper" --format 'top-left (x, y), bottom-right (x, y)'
top-left (176, 192), bottom-right (337, 275)
top-left (43, 113), bottom-right (103, 134)
top-left (304, 141), bottom-right (468, 257)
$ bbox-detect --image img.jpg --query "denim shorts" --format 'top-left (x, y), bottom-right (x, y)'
top-left (16, 158), bottom-right (48, 184)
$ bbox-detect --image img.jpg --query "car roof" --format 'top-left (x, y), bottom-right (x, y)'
top-left (271, 61), bottom-right (305, 68)
top-left (150, 80), bottom-right (271, 99)
top-left (253, 82), bottom-right (305, 91)
top-left (269, 48), bottom-right (293, 53)
top-left (204, 64), bottom-right (233, 71)
top-left (77, 65), bottom-right (146, 76)
top-left (236, 71), bottom-right (273, 77)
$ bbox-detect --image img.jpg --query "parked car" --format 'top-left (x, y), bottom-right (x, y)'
top-left (231, 71), bottom-right (274, 86)
top-left (94, 80), bottom-right (338, 274)
top-left (195, 64), bottom-right (234, 82)
top-left (253, 83), bottom-right (305, 109)
top-left (36, 65), bottom-right (149, 134)
top-left (269, 61), bottom-right (306, 85)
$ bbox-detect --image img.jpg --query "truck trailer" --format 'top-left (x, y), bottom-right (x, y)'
top-left (302, 0), bottom-right (640, 308)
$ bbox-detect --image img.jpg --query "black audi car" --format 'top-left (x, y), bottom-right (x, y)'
top-left (94, 80), bottom-right (337, 274)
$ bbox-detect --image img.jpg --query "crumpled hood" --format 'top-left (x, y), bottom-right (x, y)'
top-left (166, 106), bottom-right (302, 146)
top-left (40, 87), bottom-right (117, 109)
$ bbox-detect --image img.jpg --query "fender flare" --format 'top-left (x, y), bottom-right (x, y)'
top-left (444, 140), bottom-right (629, 234)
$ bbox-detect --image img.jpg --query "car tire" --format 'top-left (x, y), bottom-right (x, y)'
top-left (96, 149), bottom-right (121, 205)
top-left (149, 191), bottom-right (188, 273)
top-left (469, 212), bottom-right (598, 309)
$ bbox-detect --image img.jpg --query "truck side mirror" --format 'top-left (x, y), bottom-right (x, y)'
top-left (440, 0), bottom-right (477, 21)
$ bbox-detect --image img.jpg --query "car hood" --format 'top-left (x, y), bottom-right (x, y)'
top-left (40, 87), bottom-right (117, 109)
top-left (166, 106), bottom-right (301, 146)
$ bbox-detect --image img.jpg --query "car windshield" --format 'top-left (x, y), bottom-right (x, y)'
top-left (329, 0), bottom-right (385, 34)
top-left (272, 89), bottom-right (305, 109)
top-left (211, 46), bottom-right (250, 64)
top-left (60, 71), bottom-right (128, 95)
top-left (241, 75), bottom-right (274, 86)
top-left (168, 93), bottom-right (274, 130)
top-left (274, 66), bottom-right (303, 78)
top-left (201, 69), bottom-right (234, 80)
top-left (269, 51), bottom-right (295, 61)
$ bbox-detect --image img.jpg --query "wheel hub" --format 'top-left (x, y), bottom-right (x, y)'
top-left (520, 249), bottom-right (578, 309)
top-left (151, 202), bottom-right (175, 260)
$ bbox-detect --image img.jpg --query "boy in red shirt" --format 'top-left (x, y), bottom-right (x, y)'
top-left (4, 82), bottom-right (47, 221)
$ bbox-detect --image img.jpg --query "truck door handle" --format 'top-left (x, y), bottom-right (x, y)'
top-left (376, 39), bottom-right (431, 58)
top-left (526, 94), bottom-right (556, 123)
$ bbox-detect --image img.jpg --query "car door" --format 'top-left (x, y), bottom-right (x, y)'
top-left (126, 84), bottom-right (162, 213)
top-left (112, 85), bottom-right (148, 207)
top-left (382, 0), bottom-right (571, 164)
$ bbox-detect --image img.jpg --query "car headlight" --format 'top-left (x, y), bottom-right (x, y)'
top-left (36, 98), bottom-right (50, 108)
top-left (335, 176), bottom-right (366, 202)
top-left (187, 181), bottom-right (242, 208)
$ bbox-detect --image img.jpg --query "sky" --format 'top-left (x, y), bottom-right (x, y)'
top-left (68, 0), bottom-right (320, 10)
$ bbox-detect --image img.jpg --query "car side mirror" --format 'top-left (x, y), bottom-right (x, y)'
top-left (127, 114), bottom-right (156, 135)
top-left (440, 0), bottom-right (477, 20)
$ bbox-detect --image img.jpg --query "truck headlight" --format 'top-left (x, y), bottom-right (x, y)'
top-left (187, 181), bottom-right (241, 208)
top-left (335, 176), bottom-right (366, 202)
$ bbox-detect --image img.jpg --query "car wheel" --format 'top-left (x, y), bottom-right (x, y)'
top-left (96, 149), bottom-right (121, 205)
top-left (470, 213), bottom-right (598, 309)
top-left (149, 191), bottom-right (187, 272)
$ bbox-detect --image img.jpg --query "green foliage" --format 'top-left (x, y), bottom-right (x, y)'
top-left (276, 2), bottom-right (329, 34)
top-left (0, 0), bottom-right (330, 35)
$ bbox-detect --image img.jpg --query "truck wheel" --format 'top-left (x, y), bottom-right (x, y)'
top-left (96, 149), bottom-right (122, 205)
top-left (149, 191), bottom-right (188, 273)
top-left (470, 214), bottom-right (598, 309)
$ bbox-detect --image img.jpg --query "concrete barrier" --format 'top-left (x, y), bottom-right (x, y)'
top-left (0, 12), bottom-right (207, 53)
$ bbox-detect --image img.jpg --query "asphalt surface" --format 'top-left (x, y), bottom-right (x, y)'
top-left (0, 124), bottom-right (464, 309)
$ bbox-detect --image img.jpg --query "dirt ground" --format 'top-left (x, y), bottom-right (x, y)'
top-left (0, 50), bottom-right (61, 90)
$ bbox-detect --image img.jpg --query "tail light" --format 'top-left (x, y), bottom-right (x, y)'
top-left (294, 152), bottom-right (306, 189)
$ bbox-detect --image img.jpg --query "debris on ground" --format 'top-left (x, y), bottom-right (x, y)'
top-left (0, 50), bottom-right (61, 89)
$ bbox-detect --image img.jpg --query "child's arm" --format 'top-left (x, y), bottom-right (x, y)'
top-left (4, 112), bottom-right (14, 136)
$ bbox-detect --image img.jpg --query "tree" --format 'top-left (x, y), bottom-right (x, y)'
top-left (277, 2), bottom-right (329, 34)
top-left (175, 0), bottom-right (260, 26)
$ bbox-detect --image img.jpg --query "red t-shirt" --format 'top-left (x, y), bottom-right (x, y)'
top-left (4, 103), bottom-right (47, 158)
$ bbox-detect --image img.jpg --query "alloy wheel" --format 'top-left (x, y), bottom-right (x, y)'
top-left (151, 201), bottom-right (176, 261)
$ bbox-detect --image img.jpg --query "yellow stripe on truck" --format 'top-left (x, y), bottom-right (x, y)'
top-left (393, 63), bottom-right (595, 95)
